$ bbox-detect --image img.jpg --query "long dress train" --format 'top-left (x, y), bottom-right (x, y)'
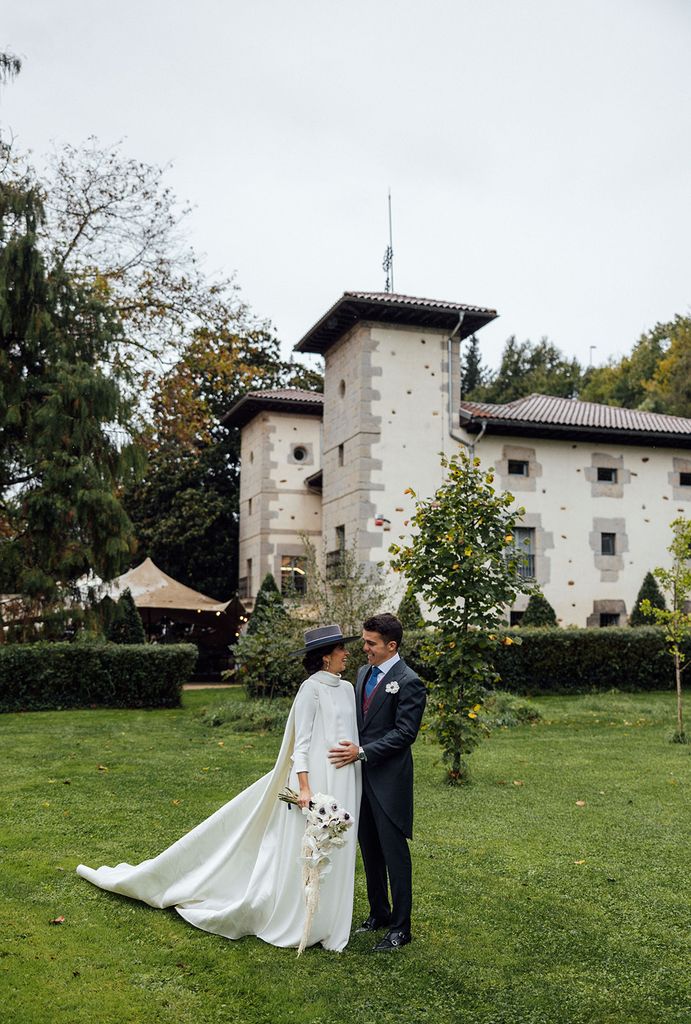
top-left (76, 671), bottom-right (361, 951)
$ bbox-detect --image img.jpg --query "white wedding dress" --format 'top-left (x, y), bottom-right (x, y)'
top-left (77, 671), bottom-right (361, 951)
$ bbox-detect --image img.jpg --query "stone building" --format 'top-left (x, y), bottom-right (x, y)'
top-left (223, 291), bottom-right (691, 626)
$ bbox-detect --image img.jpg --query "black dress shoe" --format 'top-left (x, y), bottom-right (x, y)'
top-left (372, 929), bottom-right (412, 951)
top-left (355, 915), bottom-right (390, 933)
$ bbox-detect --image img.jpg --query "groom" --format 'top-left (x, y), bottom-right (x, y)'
top-left (328, 612), bottom-right (426, 951)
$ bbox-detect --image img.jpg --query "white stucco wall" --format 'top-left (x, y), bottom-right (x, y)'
top-left (238, 410), bottom-right (322, 601)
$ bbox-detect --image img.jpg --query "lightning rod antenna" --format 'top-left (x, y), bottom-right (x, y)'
top-left (382, 188), bottom-right (394, 293)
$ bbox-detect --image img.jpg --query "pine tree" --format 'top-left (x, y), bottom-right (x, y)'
top-left (396, 590), bottom-right (424, 631)
top-left (0, 151), bottom-right (141, 634)
top-left (521, 590), bottom-right (558, 627)
top-left (247, 573), bottom-right (285, 634)
top-left (630, 572), bottom-right (666, 626)
top-left (461, 335), bottom-right (486, 397)
top-left (107, 588), bottom-right (146, 644)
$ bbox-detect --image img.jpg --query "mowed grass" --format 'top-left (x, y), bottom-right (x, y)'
top-left (1, 689), bottom-right (689, 1024)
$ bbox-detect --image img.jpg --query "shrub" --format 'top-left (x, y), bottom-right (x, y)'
top-left (200, 697), bottom-right (292, 731)
top-left (233, 603), bottom-right (306, 698)
top-left (0, 642), bottom-right (196, 712)
top-left (492, 626), bottom-right (686, 694)
top-left (521, 590), bottom-right (558, 627)
top-left (247, 573), bottom-right (285, 635)
top-left (630, 571), bottom-right (666, 626)
top-left (396, 590), bottom-right (425, 631)
top-left (106, 588), bottom-right (146, 644)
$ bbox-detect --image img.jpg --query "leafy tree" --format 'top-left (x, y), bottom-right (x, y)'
top-left (472, 336), bottom-right (583, 404)
top-left (645, 315), bottom-right (691, 417)
top-left (396, 590), bottom-right (425, 631)
top-left (460, 335), bottom-right (486, 397)
top-left (629, 572), bottom-right (666, 626)
top-left (390, 452), bottom-right (528, 783)
top-left (107, 588), bottom-right (146, 644)
top-left (124, 330), bottom-right (320, 599)
top-left (580, 324), bottom-right (668, 409)
top-left (641, 517), bottom-right (691, 743)
top-left (521, 590), bottom-right (558, 627)
top-left (247, 573), bottom-right (285, 635)
top-left (0, 158), bottom-right (140, 634)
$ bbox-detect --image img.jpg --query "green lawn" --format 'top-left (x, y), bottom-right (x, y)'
top-left (1, 689), bottom-right (688, 1024)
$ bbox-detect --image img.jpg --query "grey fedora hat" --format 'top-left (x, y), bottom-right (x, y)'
top-left (289, 624), bottom-right (359, 657)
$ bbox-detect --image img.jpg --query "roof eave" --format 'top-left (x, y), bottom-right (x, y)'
top-left (462, 417), bottom-right (691, 449)
top-left (295, 293), bottom-right (498, 355)
top-left (221, 393), bottom-right (324, 429)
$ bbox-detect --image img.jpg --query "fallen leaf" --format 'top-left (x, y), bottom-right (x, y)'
top-left (574, 859), bottom-right (586, 865)
top-left (49, 916), bottom-right (65, 925)
top-left (217, 741), bottom-right (224, 747)
top-left (575, 800), bottom-right (586, 807)
top-left (97, 765), bottom-right (108, 772)
top-left (512, 780), bottom-right (524, 787)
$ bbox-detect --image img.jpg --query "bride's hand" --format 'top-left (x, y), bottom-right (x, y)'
top-left (296, 772), bottom-right (312, 809)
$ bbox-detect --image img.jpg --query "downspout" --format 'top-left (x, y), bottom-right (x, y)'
top-left (447, 314), bottom-right (486, 454)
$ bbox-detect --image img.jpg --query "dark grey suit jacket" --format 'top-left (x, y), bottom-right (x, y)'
top-left (356, 657), bottom-right (427, 838)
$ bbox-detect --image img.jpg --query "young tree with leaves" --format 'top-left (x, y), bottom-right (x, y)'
top-left (629, 572), bottom-right (666, 626)
top-left (390, 452), bottom-right (527, 782)
top-left (641, 517), bottom-right (691, 743)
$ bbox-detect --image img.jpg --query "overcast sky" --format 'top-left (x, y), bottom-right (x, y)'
top-left (3, 0), bottom-right (690, 373)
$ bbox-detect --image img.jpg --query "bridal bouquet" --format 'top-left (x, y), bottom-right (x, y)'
top-left (279, 787), bottom-right (354, 955)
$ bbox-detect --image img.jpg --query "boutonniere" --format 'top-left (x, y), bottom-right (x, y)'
top-left (385, 681), bottom-right (399, 694)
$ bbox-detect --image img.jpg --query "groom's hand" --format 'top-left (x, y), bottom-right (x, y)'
top-left (328, 740), bottom-right (359, 768)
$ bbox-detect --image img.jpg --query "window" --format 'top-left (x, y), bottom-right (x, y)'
top-left (339, 379), bottom-right (346, 397)
top-left (508, 459), bottom-right (529, 476)
top-left (280, 556), bottom-right (307, 595)
top-left (292, 445), bottom-right (307, 462)
top-left (597, 467), bottom-right (617, 483)
top-left (510, 611), bottom-right (525, 626)
top-left (680, 472), bottom-right (691, 487)
top-left (600, 613), bottom-right (620, 627)
top-left (601, 532), bottom-right (616, 556)
top-left (512, 527), bottom-right (535, 579)
top-left (248, 497), bottom-right (252, 515)
top-left (338, 443), bottom-right (344, 467)
top-left (327, 526), bottom-right (346, 580)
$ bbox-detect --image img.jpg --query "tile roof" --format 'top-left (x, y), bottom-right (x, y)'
top-left (459, 393), bottom-right (691, 439)
top-left (295, 291), bottom-right (497, 354)
top-left (221, 388), bottom-right (323, 428)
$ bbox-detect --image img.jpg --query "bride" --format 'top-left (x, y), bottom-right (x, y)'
top-left (77, 624), bottom-right (362, 951)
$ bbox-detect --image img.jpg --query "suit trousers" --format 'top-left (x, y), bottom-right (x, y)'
top-left (358, 781), bottom-right (412, 934)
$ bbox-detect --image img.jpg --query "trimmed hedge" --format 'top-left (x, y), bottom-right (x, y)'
top-left (400, 626), bottom-right (685, 695)
top-left (0, 642), bottom-right (197, 712)
top-left (493, 627), bottom-right (686, 694)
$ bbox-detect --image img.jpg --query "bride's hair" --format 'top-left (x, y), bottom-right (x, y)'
top-left (303, 643), bottom-right (339, 675)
